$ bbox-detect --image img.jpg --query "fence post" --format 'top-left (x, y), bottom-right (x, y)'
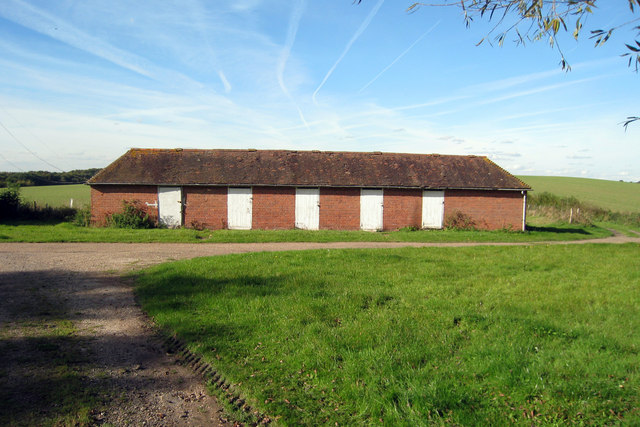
top-left (70, 198), bottom-right (74, 208)
top-left (569, 208), bottom-right (573, 224)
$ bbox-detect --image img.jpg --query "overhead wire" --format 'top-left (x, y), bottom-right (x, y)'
top-left (0, 150), bottom-right (25, 171)
top-left (0, 117), bottom-right (65, 172)
top-left (1, 106), bottom-right (61, 160)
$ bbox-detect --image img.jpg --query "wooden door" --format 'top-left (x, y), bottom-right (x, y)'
top-left (422, 190), bottom-right (444, 229)
top-left (227, 187), bottom-right (252, 229)
top-left (360, 189), bottom-right (383, 231)
top-left (295, 188), bottom-right (320, 230)
top-left (158, 186), bottom-right (182, 228)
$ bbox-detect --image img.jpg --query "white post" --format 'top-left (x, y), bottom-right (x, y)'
top-left (70, 198), bottom-right (74, 208)
top-left (521, 191), bottom-right (527, 231)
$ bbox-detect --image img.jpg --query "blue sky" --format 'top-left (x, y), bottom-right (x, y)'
top-left (0, 0), bottom-right (638, 181)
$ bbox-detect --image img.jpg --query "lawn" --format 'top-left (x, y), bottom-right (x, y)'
top-left (20, 184), bottom-right (90, 208)
top-left (0, 221), bottom-right (612, 243)
top-left (135, 244), bottom-right (640, 425)
top-left (519, 176), bottom-right (640, 213)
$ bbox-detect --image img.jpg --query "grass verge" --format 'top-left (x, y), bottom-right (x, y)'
top-left (0, 221), bottom-right (612, 243)
top-left (135, 244), bottom-right (640, 425)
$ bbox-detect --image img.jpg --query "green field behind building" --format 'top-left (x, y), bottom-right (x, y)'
top-left (518, 176), bottom-right (640, 213)
top-left (20, 184), bottom-right (90, 208)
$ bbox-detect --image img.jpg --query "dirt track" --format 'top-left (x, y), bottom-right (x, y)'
top-left (1, 234), bottom-right (638, 425)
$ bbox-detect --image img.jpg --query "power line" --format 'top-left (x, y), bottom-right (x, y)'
top-left (0, 151), bottom-right (26, 171)
top-left (0, 118), bottom-right (65, 172)
top-left (1, 107), bottom-right (61, 160)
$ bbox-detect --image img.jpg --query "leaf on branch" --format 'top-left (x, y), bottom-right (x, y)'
top-left (625, 43), bottom-right (640, 52)
top-left (590, 29), bottom-right (614, 47)
top-left (622, 116), bottom-right (640, 130)
top-left (573, 18), bottom-right (583, 40)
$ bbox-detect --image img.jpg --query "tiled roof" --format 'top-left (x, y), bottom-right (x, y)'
top-left (88, 148), bottom-right (530, 190)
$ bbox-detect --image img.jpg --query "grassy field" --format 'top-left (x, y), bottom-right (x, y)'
top-left (0, 221), bottom-right (613, 243)
top-left (135, 245), bottom-right (640, 425)
top-left (20, 184), bottom-right (90, 208)
top-left (519, 176), bottom-right (640, 213)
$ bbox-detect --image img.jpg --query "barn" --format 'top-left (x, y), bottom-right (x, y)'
top-left (88, 148), bottom-right (530, 231)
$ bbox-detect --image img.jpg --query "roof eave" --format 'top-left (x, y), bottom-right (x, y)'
top-left (88, 182), bottom-right (530, 190)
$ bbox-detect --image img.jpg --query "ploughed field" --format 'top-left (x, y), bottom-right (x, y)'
top-left (135, 244), bottom-right (640, 425)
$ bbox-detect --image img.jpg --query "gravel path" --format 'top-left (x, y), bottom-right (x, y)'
top-left (0, 233), bottom-right (638, 425)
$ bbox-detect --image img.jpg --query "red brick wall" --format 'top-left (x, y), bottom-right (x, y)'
top-left (90, 185), bottom-right (158, 225)
top-left (183, 186), bottom-right (227, 230)
top-left (252, 186), bottom-right (295, 229)
top-left (91, 185), bottom-right (525, 231)
top-left (444, 190), bottom-right (524, 230)
top-left (319, 187), bottom-right (360, 230)
top-left (382, 188), bottom-right (422, 230)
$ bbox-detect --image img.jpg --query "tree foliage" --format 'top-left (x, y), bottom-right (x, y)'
top-left (404, 1), bottom-right (640, 72)
top-left (0, 168), bottom-right (101, 188)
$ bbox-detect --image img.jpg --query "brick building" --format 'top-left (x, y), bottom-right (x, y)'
top-left (88, 148), bottom-right (530, 231)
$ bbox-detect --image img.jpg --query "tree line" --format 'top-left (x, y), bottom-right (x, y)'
top-left (0, 168), bottom-right (102, 187)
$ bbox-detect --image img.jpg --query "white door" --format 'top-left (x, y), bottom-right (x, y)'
top-left (422, 190), bottom-right (445, 229)
top-left (360, 189), bottom-right (383, 231)
top-left (158, 186), bottom-right (182, 228)
top-left (228, 187), bottom-right (252, 230)
top-left (295, 188), bottom-right (320, 230)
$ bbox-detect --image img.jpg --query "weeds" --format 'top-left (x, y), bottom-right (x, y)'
top-left (73, 205), bottom-right (92, 227)
top-left (528, 191), bottom-right (640, 226)
top-left (108, 200), bottom-right (156, 229)
top-left (444, 210), bottom-right (477, 229)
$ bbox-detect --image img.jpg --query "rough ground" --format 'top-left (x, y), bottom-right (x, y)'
top-left (1, 234), bottom-right (638, 425)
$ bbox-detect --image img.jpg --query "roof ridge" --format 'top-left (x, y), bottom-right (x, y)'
top-left (125, 148), bottom-right (482, 158)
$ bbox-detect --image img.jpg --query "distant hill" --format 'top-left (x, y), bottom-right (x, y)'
top-left (518, 176), bottom-right (640, 213)
top-left (0, 168), bottom-right (102, 187)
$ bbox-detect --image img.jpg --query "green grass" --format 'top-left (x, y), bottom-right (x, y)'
top-left (519, 176), bottom-right (640, 213)
top-left (134, 245), bottom-right (640, 425)
top-left (0, 221), bottom-right (612, 243)
top-left (20, 184), bottom-right (90, 208)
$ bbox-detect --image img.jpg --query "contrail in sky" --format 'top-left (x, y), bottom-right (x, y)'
top-left (189, 0), bottom-right (232, 93)
top-left (359, 20), bottom-right (441, 93)
top-left (278, 0), bottom-right (308, 127)
top-left (1, 0), bottom-right (202, 91)
top-left (312, 0), bottom-right (385, 104)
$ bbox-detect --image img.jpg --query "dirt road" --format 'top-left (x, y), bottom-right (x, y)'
top-left (1, 234), bottom-right (638, 425)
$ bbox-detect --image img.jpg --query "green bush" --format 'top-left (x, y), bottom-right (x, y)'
top-left (73, 205), bottom-right (92, 227)
top-left (0, 187), bottom-right (22, 220)
top-left (108, 201), bottom-right (155, 229)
